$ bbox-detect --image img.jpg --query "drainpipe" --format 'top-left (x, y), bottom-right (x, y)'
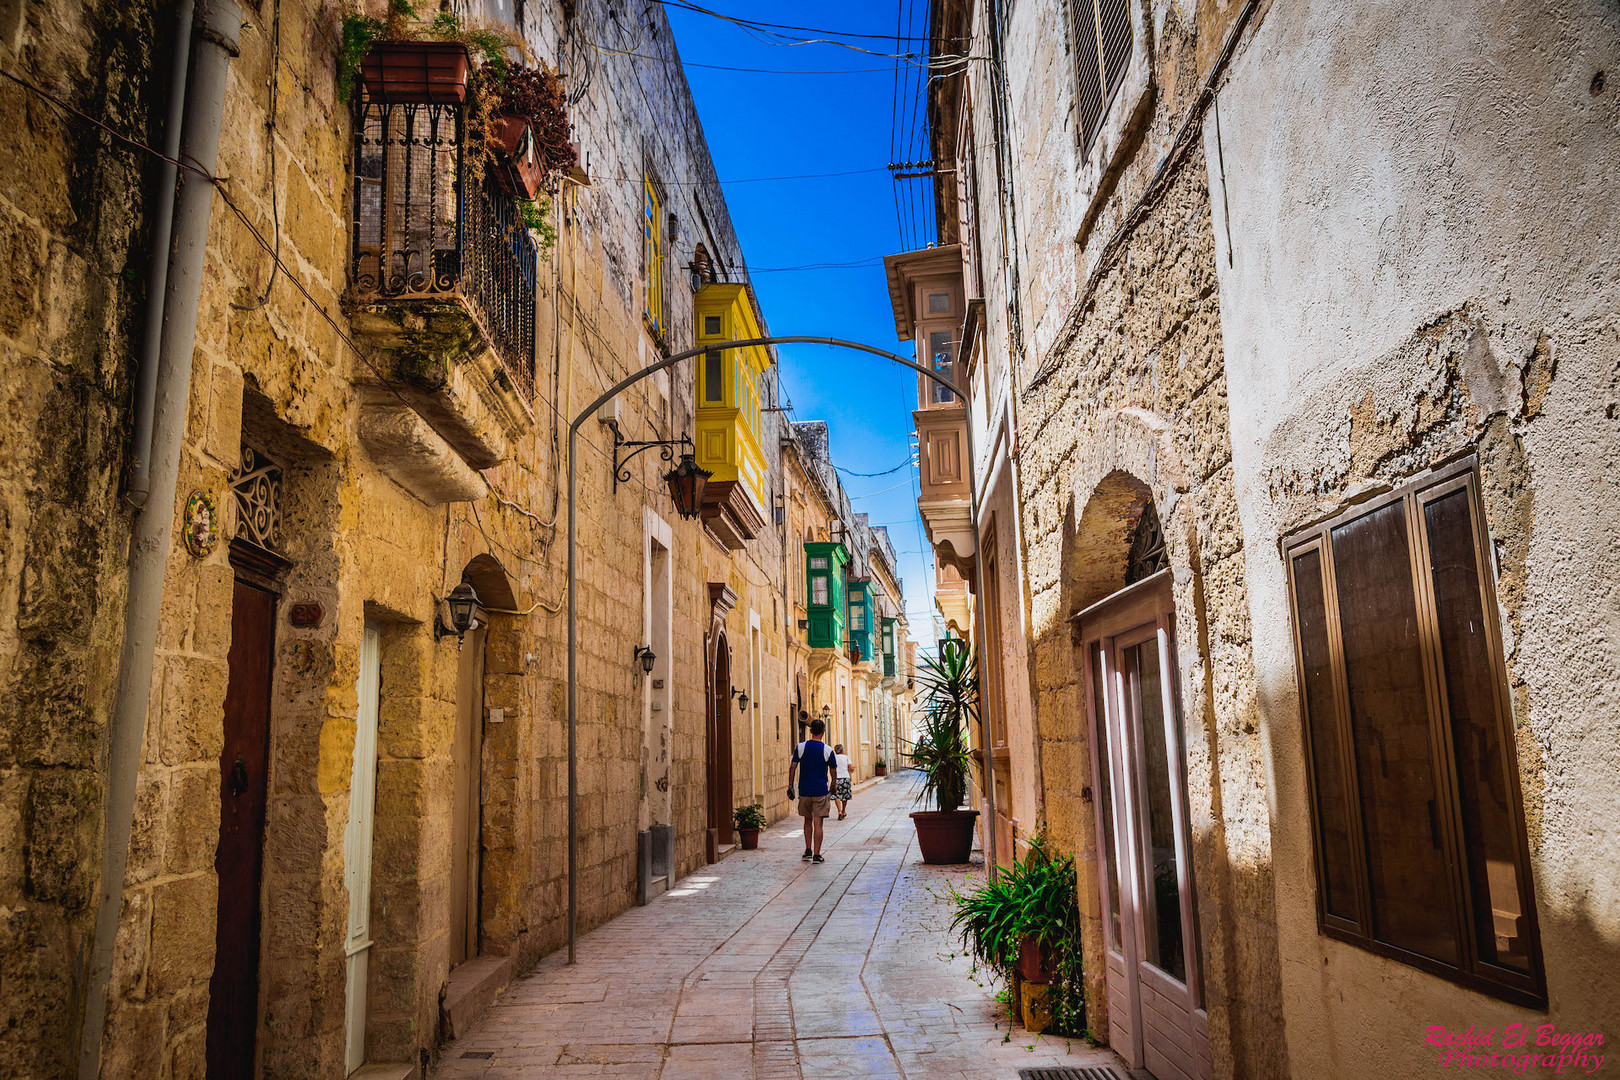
top-left (125, 0), bottom-right (195, 508)
top-left (78, 2), bottom-right (241, 1076)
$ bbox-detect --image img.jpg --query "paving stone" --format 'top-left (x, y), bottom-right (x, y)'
top-left (435, 775), bottom-right (1127, 1078)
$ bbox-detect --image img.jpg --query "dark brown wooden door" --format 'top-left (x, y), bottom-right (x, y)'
top-left (707, 635), bottom-right (733, 854)
top-left (206, 578), bottom-right (276, 1080)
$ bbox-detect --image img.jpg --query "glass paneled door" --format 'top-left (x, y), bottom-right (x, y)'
top-left (1078, 572), bottom-right (1210, 1080)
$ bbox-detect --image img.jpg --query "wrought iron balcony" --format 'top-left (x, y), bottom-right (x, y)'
top-left (349, 100), bottom-right (537, 397)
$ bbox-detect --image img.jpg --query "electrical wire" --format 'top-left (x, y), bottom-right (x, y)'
top-left (835, 455), bottom-right (915, 477)
top-left (657, 0), bottom-right (931, 42)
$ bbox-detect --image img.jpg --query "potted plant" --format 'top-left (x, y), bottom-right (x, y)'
top-left (908, 640), bottom-right (979, 864)
top-left (733, 803), bottom-right (766, 850)
top-left (338, 2), bottom-right (525, 105)
top-left (479, 63), bottom-right (578, 199)
top-left (874, 759), bottom-right (887, 777)
top-left (951, 834), bottom-right (1088, 1037)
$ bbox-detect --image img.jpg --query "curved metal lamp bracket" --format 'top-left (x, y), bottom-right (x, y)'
top-left (613, 431), bottom-right (693, 492)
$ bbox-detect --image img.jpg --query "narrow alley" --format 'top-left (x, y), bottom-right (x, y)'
top-left (3, 1), bottom-right (1617, 1078)
top-left (435, 771), bottom-right (1122, 1080)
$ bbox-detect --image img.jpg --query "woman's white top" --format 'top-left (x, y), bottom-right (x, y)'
top-left (834, 753), bottom-right (851, 779)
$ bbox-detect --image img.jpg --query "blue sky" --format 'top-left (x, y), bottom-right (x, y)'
top-left (662, 0), bottom-right (942, 635)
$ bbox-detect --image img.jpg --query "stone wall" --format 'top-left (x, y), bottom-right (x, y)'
top-left (957, 0), bottom-right (1287, 1074)
top-left (0, 0), bottom-right (800, 1075)
top-left (0, 0), bottom-right (157, 1073)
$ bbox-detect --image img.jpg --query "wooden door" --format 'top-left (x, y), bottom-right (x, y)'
top-left (344, 625), bottom-right (382, 1074)
top-left (450, 625), bottom-right (486, 966)
top-left (706, 633), bottom-right (733, 853)
top-left (206, 577), bottom-right (277, 1080)
top-left (1081, 573), bottom-right (1210, 1080)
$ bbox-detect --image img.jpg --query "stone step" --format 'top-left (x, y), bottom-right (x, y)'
top-left (350, 1063), bottom-right (414, 1080)
top-left (441, 955), bottom-right (513, 1040)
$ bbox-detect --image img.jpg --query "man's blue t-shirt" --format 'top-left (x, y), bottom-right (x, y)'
top-left (793, 739), bottom-right (835, 797)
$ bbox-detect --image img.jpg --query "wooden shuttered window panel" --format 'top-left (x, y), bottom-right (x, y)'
top-left (1071, 0), bottom-right (1133, 151)
top-left (1282, 462), bottom-right (1544, 1006)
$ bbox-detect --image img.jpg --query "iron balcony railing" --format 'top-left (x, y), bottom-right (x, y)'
top-left (350, 100), bottom-right (537, 395)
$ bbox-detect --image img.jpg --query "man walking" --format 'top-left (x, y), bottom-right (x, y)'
top-left (787, 718), bottom-right (835, 863)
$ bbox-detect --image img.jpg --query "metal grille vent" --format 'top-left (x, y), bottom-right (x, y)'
top-left (1019, 1069), bottom-right (1126, 1080)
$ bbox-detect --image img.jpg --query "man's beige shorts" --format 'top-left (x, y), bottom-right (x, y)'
top-left (797, 794), bottom-right (831, 819)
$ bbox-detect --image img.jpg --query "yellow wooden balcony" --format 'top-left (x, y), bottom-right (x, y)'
top-left (693, 283), bottom-right (771, 550)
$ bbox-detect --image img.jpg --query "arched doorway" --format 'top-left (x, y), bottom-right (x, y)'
top-left (706, 582), bottom-right (737, 861)
top-left (1071, 475), bottom-right (1209, 1080)
top-left (707, 634), bottom-right (734, 859)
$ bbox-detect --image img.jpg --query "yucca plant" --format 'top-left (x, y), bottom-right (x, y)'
top-left (908, 641), bottom-right (978, 811)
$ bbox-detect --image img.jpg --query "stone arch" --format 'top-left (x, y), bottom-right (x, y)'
top-left (462, 551), bottom-right (517, 611)
top-left (1063, 406), bottom-right (1192, 618)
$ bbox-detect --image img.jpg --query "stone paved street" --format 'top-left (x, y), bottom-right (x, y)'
top-left (434, 772), bottom-right (1127, 1079)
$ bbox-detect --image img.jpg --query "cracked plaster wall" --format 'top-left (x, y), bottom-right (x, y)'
top-left (1208, 1), bottom-right (1620, 1075)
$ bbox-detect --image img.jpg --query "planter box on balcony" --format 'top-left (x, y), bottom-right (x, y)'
top-left (360, 41), bottom-right (471, 104)
top-left (490, 114), bottom-right (545, 199)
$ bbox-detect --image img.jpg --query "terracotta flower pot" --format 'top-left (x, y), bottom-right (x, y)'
top-left (875, 764), bottom-right (887, 777)
top-left (489, 114), bottom-right (544, 198)
top-left (909, 808), bottom-right (979, 864)
top-left (1017, 935), bottom-right (1056, 983)
top-left (360, 41), bottom-right (471, 105)
top-left (738, 827), bottom-right (760, 850)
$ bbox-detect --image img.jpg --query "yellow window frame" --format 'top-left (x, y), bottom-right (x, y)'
top-left (643, 177), bottom-right (664, 333)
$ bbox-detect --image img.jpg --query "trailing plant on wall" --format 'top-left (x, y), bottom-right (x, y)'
top-left (487, 63), bottom-right (579, 179)
top-left (950, 832), bottom-right (1092, 1038)
top-left (514, 196), bottom-right (557, 254)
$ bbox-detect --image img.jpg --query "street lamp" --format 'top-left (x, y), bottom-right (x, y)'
top-left (664, 451), bottom-right (711, 521)
top-left (634, 645), bottom-right (656, 675)
top-left (732, 688), bottom-right (749, 713)
top-left (437, 582), bottom-right (480, 647)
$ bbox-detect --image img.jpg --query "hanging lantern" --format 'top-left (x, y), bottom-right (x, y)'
top-left (664, 451), bottom-right (712, 521)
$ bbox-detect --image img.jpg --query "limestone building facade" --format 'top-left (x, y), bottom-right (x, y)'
top-left (0, 0), bottom-right (917, 1077)
top-left (899, 1), bottom-right (1620, 1078)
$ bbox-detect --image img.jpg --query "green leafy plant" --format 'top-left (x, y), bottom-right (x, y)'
top-left (732, 803), bottom-right (766, 830)
top-left (908, 640), bottom-right (978, 811)
top-left (874, 758), bottom-right (886, 769)
top-left (514, 196), bottom-right (557, 254)
top-left (336, 1), bottom-right (527, 105)
top-left (949, 832), bottom-right (1091, 1037)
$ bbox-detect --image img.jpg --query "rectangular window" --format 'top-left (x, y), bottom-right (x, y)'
top-left (1070, 0), bottom-right (1133, 151)
top-left (811, 576), bottom-right (828, 606)
top-left (849, 601), bottom-right (865, 631)
top-left (809, 556), bottom-right (828, 570)
top-left (1283, 461), bottom-right (1542, 1006)
top-left (643, 176), bottom-right (665, 334)
top-left (704, 350), bottom-right (723, 403)
top-left (930, 329), bottom-right (956, 404)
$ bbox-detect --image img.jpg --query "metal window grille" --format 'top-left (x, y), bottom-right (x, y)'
top-left (1099, 0), bottom-right (1133, 97)
top-left (230, 445), bottom-right (282, 551)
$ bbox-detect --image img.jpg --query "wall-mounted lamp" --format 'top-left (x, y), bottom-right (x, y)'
top-left (436, 582), bottom-right (481, 648)
top-left (664, 451), bottom-right (711, 521)
top-left (634, 645), bottom-right (656, 675)
top-left (732, 687), bottom-right (749, 713)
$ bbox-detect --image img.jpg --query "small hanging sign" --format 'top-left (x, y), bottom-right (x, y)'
top-left (183, 490), bottom-right (219, 558)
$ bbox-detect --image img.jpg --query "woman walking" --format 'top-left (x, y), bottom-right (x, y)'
top-left (832, 744), bottom-right (854, 819)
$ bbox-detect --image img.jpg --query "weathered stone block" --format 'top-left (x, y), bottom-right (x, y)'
top-left (148, 872), bottom-right (217, 1000)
